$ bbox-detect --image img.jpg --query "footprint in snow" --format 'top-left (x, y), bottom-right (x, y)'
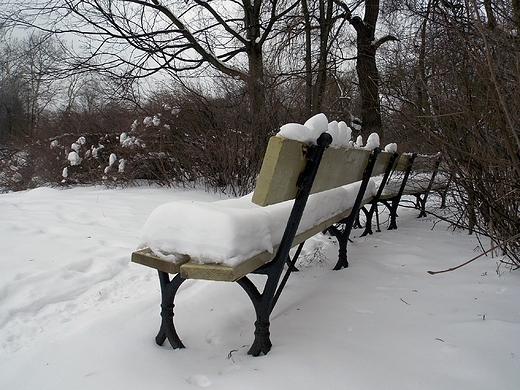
top-left (220, 364), bottom-right (241, 375)
top-left (496, 287), bottom-right (507, 294)
top-left (185, 374), bottom-right (212, 388)
top-left (351, 308), bottom-right (373, 314)
top-left (205, 330), bottom-right (221, 345)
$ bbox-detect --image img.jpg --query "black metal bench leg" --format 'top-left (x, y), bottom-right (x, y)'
top-left (416, 194), bottom-right (428, 218)
top-left (385, 199), bottom-right (399, 230)
top-left (334, 234), bottom-right (349, 270)
top-left (328, 149), bottom-right (381, 270)
top-left (249, 316), bottom-right (272, 356)
top-left (156, 271), bottom-right (186, 349)
top-left (353, 209), bottom-right (363, 229)
top-left (236, 276), bottom-right (273, 356)
top-left (360, 205), bottom-right (374, 237)
top-left (326, 224), bottom-right (349, 270)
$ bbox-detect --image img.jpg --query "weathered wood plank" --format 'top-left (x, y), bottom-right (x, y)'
top-left (411, 154), bottom-right (441, 172)
top-left (312, 148), bottom-right (370, 194)
top-left (179, 252), bottom-right (273, 282)
top-left (251, 136), bottom-right (306, 207)
top-left (131, 248), bottom-right (189, 274)
top-left (371, 151), bottom-right (393, 176)
top-left (395, 153), bottom-right (414, 171)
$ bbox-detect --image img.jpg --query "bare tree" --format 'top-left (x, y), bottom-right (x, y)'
top-left (381, 0), bottom-right (520, 265)
top-left (4, 0), bottom-right (302, 147)
top-left (267, 0), bottom-right (349, 119)
top-left (301, 0), bottom-right (343, 116)
top-left (0, 32), bottom-right (64, 142)
top-left (334, 0), bottom-right (398, 138)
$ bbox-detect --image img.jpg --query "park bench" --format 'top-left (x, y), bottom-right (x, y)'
top-left (359, 152), bottom-right (447, 236)
top-left (132, 130), bottom-right (399, 356)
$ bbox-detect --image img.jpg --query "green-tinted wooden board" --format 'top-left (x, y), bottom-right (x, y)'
top-left (131, 248), bottom-right (189, 274)
top-left (395, 153), bottom-right (414, 171)
top-left (251, 136), bottom-right (306, 207)
top-left (411, 154), bottom-right (441, 173)
top-left (372, 151), bottom-right (393, 176)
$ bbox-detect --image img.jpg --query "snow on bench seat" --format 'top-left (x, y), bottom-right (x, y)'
top-left (364, 153), bottom-right (444, 201)
top-left (135, 179), bottom-right (376, 281)
top-left (379, 172), bottom-right (447, 199)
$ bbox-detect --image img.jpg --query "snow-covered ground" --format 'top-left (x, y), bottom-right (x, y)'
top-left (1, 185), bottom-right (519, 389)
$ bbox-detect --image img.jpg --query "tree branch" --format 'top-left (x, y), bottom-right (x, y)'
top-left (428, 233), bottom-right (520, 275)
top-left (373, 34), bottom-right (399, 50)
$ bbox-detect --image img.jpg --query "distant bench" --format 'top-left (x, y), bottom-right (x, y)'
top-left (132, 133), bottom-right (446, 356)
top-left (359, 152), bottom-right (447, 236)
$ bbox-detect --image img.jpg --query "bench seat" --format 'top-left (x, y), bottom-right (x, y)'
top-left (378, 172), bottom-right (449, 200)
top-left (133, 179), bottom-right (376, 281)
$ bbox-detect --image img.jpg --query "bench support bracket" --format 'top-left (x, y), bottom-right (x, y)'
top-left (414, 158), bottom-right (441, 218)
top-left (326, 148), bottom-right (381, 270)
top-left (360, 152), bottom-right (399, 236)
top-left (382, 153), bottom-right (417, 230)
top-left (237, 134), bottom-right (331, 355)
top-left (155, 271), bottom-right (186, 350)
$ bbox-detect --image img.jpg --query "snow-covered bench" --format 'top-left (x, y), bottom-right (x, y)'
top-left (360, 153), bottom-right (447, 235)
top-left (132, 124), bottom-right (397, 356)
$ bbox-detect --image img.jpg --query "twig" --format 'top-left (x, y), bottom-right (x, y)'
top-left (227, 349), bottom-right (238, 362)
top-left (475, 233), bottom-right (487, 255)
top-left (431, 219), bottom-right (441, 230)
top-left (428, 233), bottom-right (520, 275)
top-left (499, 258), bottom-right (520, 270)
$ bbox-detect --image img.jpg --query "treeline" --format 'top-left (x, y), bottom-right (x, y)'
top-left (0, 0), bottom-right (519, 266)
top-left (0, 32), bottom-right (348, 193)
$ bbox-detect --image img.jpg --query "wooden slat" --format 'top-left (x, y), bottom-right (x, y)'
top-left (251, 136), bottom-right (306, 207)
top-left (395, 153), bottom-right (414, 171)
top-left (411, 154), bottom-right (441, 172)
top-left (252, 136), bottom-right (376, 206)
top-left (179, 251), bottom-right (273, 282)
top-left (312, 148), bottom-right (371, 194)
top-left (371, 151), bottom-right (393, 176)
top-left (131, 248), bottom-right (189, 274)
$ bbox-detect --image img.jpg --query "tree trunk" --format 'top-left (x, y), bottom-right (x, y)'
top-left (356, 35), bottom-right (381, 135)
top-left (351, 0), bottom-right (383, 138)
top-left (302, 0), bottom-right (313, 118)
top-left (246, 41), bottom-right (268, 149)
top-left (244, 0), bottom-right (269, 149)
top-left (416, 0), bottom-right (434, 131)
top-left (312, 0), bottom-right (334, 115)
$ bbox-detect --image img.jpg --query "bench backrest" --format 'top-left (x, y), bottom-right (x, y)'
top-left (392, 153), bottom-right (441, 173)
top-left (394, 153), bottom-right (414, 172)
top-left (252, 136), bottom-right (393, 207)
top-left (411, 154), bottom-right (441, 173)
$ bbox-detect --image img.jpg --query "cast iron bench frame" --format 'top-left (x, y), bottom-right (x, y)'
top-left (132, 133), bottom-right (403, 356)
